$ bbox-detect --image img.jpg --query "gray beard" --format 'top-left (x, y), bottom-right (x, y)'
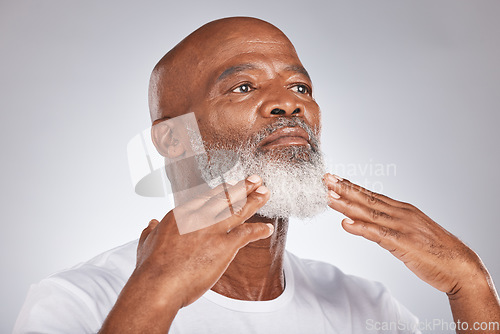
top-left (193, 118), bottom-right (328, 220)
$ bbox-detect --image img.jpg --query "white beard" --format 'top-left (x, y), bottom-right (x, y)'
top-left (194, 118), bottom-right (328, 220)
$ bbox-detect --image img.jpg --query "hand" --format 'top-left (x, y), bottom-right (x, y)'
top-left (99, 175), bottom-right (273, 334)
top-left (324, 173), bottom-right (485, 295)
top-left (135, 175), bottom-right (273, 309)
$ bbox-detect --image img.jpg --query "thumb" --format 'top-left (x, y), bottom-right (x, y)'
top-left (139, 219), bottom-right (160, 247)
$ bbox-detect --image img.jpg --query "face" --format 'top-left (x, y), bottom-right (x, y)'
top-left (184, 31), bottom-right (328, 219)
top-left (192, 34), bottom-right (321, 154)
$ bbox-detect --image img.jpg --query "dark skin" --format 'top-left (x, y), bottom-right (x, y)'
top-left (100, 17), bottom-right (500, 333)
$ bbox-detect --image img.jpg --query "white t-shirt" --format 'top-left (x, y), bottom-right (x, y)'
top-left (14, 240), bottom-right (420, 334)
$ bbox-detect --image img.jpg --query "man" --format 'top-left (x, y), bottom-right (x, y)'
top-left (15, 17), bottom-right (500, 333)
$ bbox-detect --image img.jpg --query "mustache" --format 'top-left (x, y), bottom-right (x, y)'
top-left (248, 117), bottom-right (320, 152)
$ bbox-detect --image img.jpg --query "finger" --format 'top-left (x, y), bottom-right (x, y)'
top-left (328, 192), bottom-right (398, 228)
top-left (341, 218), bottom-right (402, 253)
top-left (206, 174), bottom-right (262, 202)
top-left (173, 175), bottom-right (257, 213)
top-left (139, 219), bottom-right (160, 247)
top-left (202, 175), bottom-right (263, 218)
top-left (227, 222), bottom-right (275, 248)
top-left (211, 184), bottom-right (264, 225)
top-left (325, 175), bottom-right (398, 227)
top-left (214, 196), bottom-right (245, 223)
top-left (217, 184), bottom-right (270, 232)
top-left (325, 174), bottom-right (405, 218)
top-left (325, 173), bottom-right (409, 210)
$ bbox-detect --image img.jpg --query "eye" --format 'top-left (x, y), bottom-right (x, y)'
top-left (291, 84), bottom-right (310, 94)
top-left (232, 83), bottom-right (253, 93)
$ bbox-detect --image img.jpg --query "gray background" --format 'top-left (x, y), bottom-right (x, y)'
top-left (1, 0), bottom-right (499, 332)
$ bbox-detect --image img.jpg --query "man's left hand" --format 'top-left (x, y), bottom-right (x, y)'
top-left (324, 173), bottom-right (485, 296)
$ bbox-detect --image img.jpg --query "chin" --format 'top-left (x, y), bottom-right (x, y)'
top-left (256, 201), bottom-right (328, 221)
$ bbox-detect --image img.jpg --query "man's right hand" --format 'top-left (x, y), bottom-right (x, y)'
top-left (99, 175), bottom-right (273, 334)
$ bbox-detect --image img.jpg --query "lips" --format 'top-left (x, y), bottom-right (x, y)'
top-left (259, 126), bottom-right (311, 149)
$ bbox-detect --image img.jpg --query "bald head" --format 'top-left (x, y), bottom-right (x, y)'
top-left (148, 17), bottom-right (300, 124)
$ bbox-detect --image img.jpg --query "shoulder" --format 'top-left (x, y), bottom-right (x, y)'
top-left (54, 238), bottom-right (138, 286)
top-left (13, 240), bottom-right (138, 334)
top-left (46, 239), bottom-right (138, 302)
top-left (285, 251), bottom-right (420, 333)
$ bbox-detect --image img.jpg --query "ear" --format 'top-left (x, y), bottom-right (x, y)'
top-left (151, 121), bottom-right (186, 159)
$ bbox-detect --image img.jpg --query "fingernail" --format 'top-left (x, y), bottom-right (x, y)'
top-left (255, 185), bottom-right (268, 194)
top-left (266, 223), bottom-right (275, 234)
top-left (329, 190), bottom-right (341, 199)
top-left (327, 174), bottom-right (338, 183)
top-left (344, 218), bottom-right (355, 224)
top-left (247, 174), bottom-right (261, 184)
top-left (148, 219), bottom-right (158, 227)
top-left (226, 179), bottom-right (237, 186)
top-left (332, 174), bottom-right (343, 181)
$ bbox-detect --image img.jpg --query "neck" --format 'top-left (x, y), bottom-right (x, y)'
top-left (211, 215), bottom-right (289, 301)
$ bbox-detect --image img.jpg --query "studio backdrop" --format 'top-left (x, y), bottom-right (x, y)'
top-left (1, 1), bottom-right (499, 333)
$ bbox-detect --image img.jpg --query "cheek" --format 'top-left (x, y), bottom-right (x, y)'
top-left (304, 101), bottom-right (322, 134)
top-left (199, 99), bottom-right (259, 144)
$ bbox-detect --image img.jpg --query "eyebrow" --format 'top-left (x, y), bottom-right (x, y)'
top-left (217, 64), bottom-right (257, 81)
top-left (285, 65), bottom-right (311, 80)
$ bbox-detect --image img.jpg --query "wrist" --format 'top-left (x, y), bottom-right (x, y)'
top-left (129, 265), bottom-right (185, 312)
top-left (99, 268), bottom-right (182, 334)
top-left (447, 255), bottom-right (496, 301)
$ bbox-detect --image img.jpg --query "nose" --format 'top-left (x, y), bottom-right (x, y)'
top-left (270, 108), bottom-right (301, 116)
top-left (259, 86), bottom-right (305, 118)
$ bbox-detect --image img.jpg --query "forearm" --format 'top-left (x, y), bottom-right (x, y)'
top-left (448, 267), bottom-right (500, 334)
top-left (99, 269), bottom-right (181, 334)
